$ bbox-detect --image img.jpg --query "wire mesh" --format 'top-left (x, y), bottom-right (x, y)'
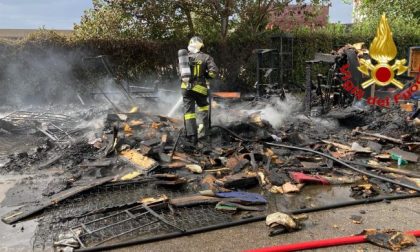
top-left (2, 111), bottom-right (81, 142)
top-left (32, 180), bottom-right (240, 250)
top-left (70, 204), bottom-right (234, 248)
top-left (3, 111), bottom-right (69, 122)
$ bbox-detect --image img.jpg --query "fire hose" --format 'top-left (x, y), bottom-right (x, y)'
top-left (210, 125), bottom-right (420, 192)
top-left (244, 230), bottom-right (420, 252)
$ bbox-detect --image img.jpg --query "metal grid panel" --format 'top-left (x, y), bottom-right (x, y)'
top-left (33, 180), bottom-right (236, 250)
top-left (2, 111), bottom-right (80, 142)
top-left (71, 204), bottom-right (234, 248)
top-left (44, 180), bottom-right (188, 221)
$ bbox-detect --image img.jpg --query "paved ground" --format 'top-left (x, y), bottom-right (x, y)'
top-left (112, 198), bottom-right (420, 252)
top-left (0, 176), bottom-right (38, 252)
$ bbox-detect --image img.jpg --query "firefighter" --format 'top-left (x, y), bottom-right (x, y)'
top-left (180, 36), bottom-right (218, 146)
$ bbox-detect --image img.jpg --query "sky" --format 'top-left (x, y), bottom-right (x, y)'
top-left (0, 0), bottom-right (353, 30)
top-left (329, 0), bottom-right (353, 24)
top-left (0, 0), bottom-right (93, 29)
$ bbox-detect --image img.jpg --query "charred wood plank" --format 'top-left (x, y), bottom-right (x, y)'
top-left (223, 173), bottom-right (259, 189)
top-left (169, 195), bottom-right (220, 207)
top-left (353, 129), bottom-right (403, 144)
top-left (388, 147), bottom-right (419, 163)
top-left (347, 161), bottom-right (420, 178)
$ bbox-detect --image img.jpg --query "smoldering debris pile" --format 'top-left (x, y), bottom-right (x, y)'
top-left (0, 101), bottom-right (419, 251)
top-left (360, 108), bottom-right (418, 138)
top-left (0, 107), bottom-right (109, 173)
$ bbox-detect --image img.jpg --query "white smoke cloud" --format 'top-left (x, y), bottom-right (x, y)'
top-left (1, 48), bottom-right (83, 106)
top-left (295, 115), bottom-right (339, 129)
top-left (212, 95), bottom-right (303, 129)
top-left (258, 95), bottom-right (302, 128)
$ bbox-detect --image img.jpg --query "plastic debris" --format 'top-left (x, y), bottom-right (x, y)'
top-left (215, 191), bottom-right (267, 204)
top-left (185, 164), bottom-right (203, 173)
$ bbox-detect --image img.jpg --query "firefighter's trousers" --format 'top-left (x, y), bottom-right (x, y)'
top-left (181, 82), bottom-right (209, 137)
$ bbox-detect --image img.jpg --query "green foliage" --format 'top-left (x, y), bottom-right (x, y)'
top-left (73, 5), bottom-right (139, 40)
top-left (74, 0), bottom-right (331, 41)
top-left (74, 0), bottom-right (201, 40)
top-left (356, 0), bottom-right (420, 23)
top-left (353, 0), bottom-right (420, 42)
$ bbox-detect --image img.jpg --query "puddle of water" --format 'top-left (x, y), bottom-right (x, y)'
top-left (0, 135), bottom-right (40, 168)
top-left (0, 175), bottom-right (17, 202)
top-left (0, 176), bottom-right (37, 251)
top-left (266, 184), bottom-right (354, 212)
top-left (1, 174), bottom-right (53, 207)
top-left (0, 206), bottom-right (38, 251)
top-left (397, 163), bottom-right (419, 172)
top-left (0, 136), bottom-right (38, 154)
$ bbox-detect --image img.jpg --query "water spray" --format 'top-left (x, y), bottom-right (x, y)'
top-left (167, 96), bottom-right (183, 118)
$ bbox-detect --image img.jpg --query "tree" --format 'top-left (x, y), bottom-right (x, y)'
top-left (356, 0), bottom-right (420, 23)
top-left (74, 4), bottom-right (135, 39)
top-left (75, 0), bottom-right (332, 40)
top-left (352, 0), bottom-right (420, 37)
top-left (74, 0), bottom-right (195, 39)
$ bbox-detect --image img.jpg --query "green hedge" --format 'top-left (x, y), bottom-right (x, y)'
top-left (0, 26), bottom-right (419, 104)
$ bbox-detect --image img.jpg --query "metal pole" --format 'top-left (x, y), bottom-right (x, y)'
top-left (305, 63), bottom-right (312, 114)
top-left (256, 53), bottom-right (261, 98)
top-left (208, 84), bottom-right (212, 148)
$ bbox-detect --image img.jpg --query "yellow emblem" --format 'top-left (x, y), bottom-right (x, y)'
top-left (358, 14), bottom-right (408, 89)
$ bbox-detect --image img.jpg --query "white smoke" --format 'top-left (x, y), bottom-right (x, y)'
top-left (213, 95), bottom-right (302, 129)
top-left (76, 115), bottom-right (107, 141)
top-left (1, 48), bottom-right (83, 106)
top-left (258, 95), bottom-right (302, 128)
top-left (296, 115), bottom-right (339, 129)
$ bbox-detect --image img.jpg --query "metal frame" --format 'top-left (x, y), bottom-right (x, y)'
top-left (253, 34), bottom-right (294, 99)
top-left (408, 46), bottom-right (420, 77)
top-left (1, 111), bottom-right (78, 142)
top-left (304, 53), bottom-right (353, 114)
top-left (71, 203), bottom-right (185, 248)
top-left (271, 34), bottom-right (294, 89)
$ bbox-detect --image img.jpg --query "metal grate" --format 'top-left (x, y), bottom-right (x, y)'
top-left (32, 180), bottom-right (238, 250)
top-left (69, 204), bottom-right (234, 248)
top-left (43, 180), bottom-right (189, 221)
top-left (2, 111), bottom-right (69, 123)
top-left (71, 203), bottom-right (185, 247)
top-left (2, 111), bottom-right (81, 142)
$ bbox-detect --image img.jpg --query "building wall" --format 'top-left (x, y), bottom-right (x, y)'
top-left (267, 4), bottom-right (329, 31)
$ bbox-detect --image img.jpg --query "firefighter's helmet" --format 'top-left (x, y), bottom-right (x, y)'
top-left (188, 36), bottom-right (204, 53)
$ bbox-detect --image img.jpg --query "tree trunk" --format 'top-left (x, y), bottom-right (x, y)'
top-left (221, 17), bottom-right (228, 39)
top-left (185, 9), bottom-right (195, 36)
top-left (220, 0), bottom-right (234, 40)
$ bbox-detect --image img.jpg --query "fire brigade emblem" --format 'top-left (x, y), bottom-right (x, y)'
top-left (358, 14), bottom-right (408, 89)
